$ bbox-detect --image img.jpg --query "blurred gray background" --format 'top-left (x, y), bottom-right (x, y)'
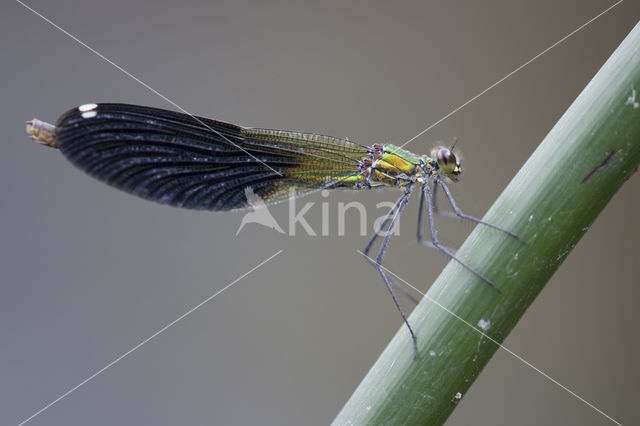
top-left (2, 1), bottom-right (639, 425)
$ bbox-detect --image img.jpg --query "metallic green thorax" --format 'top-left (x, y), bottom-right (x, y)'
top-left (342, 144), bottom-right (435, 189)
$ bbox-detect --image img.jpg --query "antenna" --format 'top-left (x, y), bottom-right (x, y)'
top-left (450, 136), bottom-right (459, 151)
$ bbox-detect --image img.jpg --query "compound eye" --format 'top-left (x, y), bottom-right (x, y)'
top-left (437, 148), bottom-right (457, 173)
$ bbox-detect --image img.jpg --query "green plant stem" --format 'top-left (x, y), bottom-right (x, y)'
top-left (333, 21), bottom-right (640, 426)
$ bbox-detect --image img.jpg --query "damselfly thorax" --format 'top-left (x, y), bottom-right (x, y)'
top-left (346, 143), bottom-right (462, 190)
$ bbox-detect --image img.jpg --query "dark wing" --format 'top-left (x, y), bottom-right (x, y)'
top-left (55, 103), bottom-right (368, 210)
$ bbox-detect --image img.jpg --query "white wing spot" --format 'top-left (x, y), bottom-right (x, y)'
top-left (78, 103), bottom-right (98, 112)
top-left (81, 111), bottom-right (97, 119)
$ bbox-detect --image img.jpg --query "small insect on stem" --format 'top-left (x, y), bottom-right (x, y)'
top-left (26, 103), bottom-right (522, 359)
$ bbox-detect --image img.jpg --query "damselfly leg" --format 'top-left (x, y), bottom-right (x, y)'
top-left (361, 184), bottom-right (419, 357)
top-left (420, 181), bottom-right (500, 290)
top-left (364, 177), bottom-right (521, 357)
top-left (362, 190), bottom-right (420, 305)
top-left (434, 177), bottom-right (521, 241)
top-left (416, 182), bottom-right (456, 252)
top-left (363, 190), bottom-right (404, 255)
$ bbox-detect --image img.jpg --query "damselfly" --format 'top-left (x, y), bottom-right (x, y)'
top-left (26, 103), bottom-right (519, 357)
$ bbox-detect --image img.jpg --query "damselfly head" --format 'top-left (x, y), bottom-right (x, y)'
top-left (432, 146), bottom-right (461, 182)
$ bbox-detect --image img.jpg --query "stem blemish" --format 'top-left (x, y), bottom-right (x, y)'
top-left (581, 150), bottom-right (618, 184)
